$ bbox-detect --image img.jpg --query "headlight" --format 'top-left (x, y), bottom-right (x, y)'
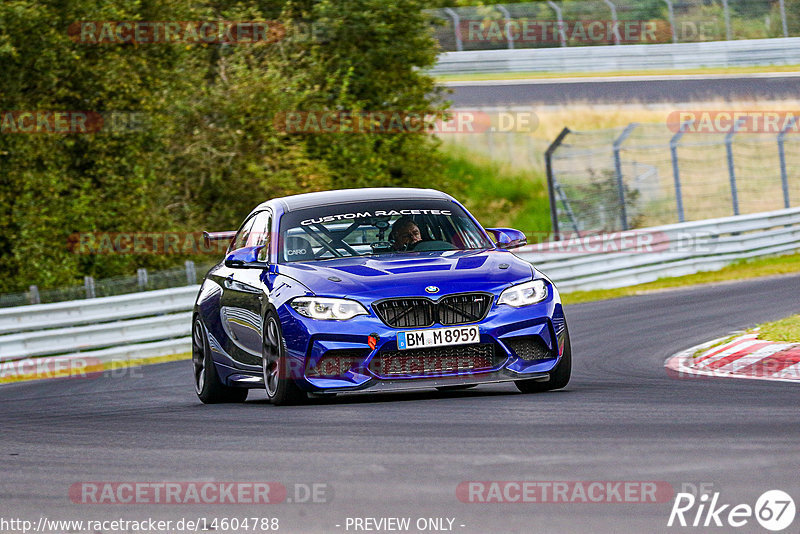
top-left (290, 297), bottom-right (369, 320)
top-left (497, 279), bottom-right (548, 307)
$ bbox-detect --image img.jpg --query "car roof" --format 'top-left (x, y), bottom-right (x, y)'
top-left (257, 187), bottom-right (455, 214)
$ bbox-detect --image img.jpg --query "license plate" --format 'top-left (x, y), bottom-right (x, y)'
top-left (397, 325), bottom-right (480, 350)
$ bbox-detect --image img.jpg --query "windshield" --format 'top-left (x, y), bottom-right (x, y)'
top-left (278, 199), bottom-right (493, 263)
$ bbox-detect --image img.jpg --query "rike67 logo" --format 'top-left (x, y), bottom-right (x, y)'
top-left (668, 489), bottom-right (795, 531)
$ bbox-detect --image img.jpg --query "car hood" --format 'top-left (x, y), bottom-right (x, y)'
top-left (275, 249), bottom-right (534, 300)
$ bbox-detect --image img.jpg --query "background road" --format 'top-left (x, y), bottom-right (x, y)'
top-left (1, 273), bottom-right (799, 533)
top-left (446, 74), bottom-right (800, 106)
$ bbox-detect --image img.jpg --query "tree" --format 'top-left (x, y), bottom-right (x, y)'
top-left (0, 0), bottom-right (448, 293)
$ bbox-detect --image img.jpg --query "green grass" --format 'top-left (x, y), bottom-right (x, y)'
top-left (757, 315), bottom-right (800, 343)
top-left (562, 252), bottom-right (800, 305)
top-left (435, 65), bottom-right (800, 83)
top-left (441, 145), bottom-right (551, 235)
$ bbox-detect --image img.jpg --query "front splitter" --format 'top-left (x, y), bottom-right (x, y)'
top-left (310, 370), bottom-right (550, 394)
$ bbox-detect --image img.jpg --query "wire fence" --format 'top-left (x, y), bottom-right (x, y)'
top-left (547, 121), bottom-right (800, 234)
top-left (428, 0), bottom-right (796, 52)
top-left (0, 260), bottom-right (215, 308)
top-left (438, 129), bottom-right (550, 170)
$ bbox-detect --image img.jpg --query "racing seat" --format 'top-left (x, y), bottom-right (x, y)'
top-left (283, 236), bottom-right (315, 262)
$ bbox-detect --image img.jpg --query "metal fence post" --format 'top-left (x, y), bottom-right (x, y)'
top-left (725, 118), bottom-right (746, 216)
top-left (496, 4), bottom-right (515, 49)
top-left (663, 0), bottom-right (678, 43)
top-left (28, 285), bottom-right (40, 305)
top-left (185, 260), bottom-right (197, 285)
top-left (669, 120), bottom-right (692, 223)
top-left (84, 276), bottom-right (95, 299)
top-left (545, 127), bottom-right (571, 239)
top-left (137, 268), bottom-right (148, 290)
top-left (721, 0), bottom-right (732, 40)
top-left (603, 0), bottom-right (621, 45)
top-left (546, 1), bottom-right (567, 47)
top-left (443, 8), bottom-right (464, 51)
top-left (613, 123), bottom-right (638, 230)
top-left (779, 0), bottom-right (788, 38)
top-left (777, 117), bottom-right (796, 208)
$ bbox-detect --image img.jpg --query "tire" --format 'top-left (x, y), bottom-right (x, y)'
top-left (436, 385), bottom-right (478, 391)
top-left (514, 326), bottom-right (572, 394)
top-left (262, 313), bottom-right (307, 406)
top-left (193, 316), bottom-right (248, 404)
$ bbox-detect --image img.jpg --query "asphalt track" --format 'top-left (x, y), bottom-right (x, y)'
top-left (1, 273), bottom-right (799, 533)
top-left (446, 74), bottom-right (800, 106)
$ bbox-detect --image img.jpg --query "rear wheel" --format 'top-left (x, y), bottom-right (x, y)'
top-left (193, 316), bottom-right (248, 403)
top-left (262, 313), bottom-right (307, 406)
top-left (514, 326), bottom-right (571, 394)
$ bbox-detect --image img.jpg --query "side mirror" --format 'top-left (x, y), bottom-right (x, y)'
top-left (486, 228), bottom-right (527, 249)
top-left (224, 245), bottom-right (268, 268)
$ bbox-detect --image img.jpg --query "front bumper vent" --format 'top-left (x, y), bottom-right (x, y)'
top-left (503, 336), bottom-right (555, 361)
top-left (371, 343), bottom-right (502, 378)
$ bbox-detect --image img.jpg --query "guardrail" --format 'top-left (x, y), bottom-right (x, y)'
top-left (0, 286), bottom-right (197, 371)
top-left (1, 313), bottom-right (192, 362)
top-left (0, 286), bottom-right (199, 335)
top-left (515, 207), bottom-right (800, 291)
top-left (431, 37), bottom-right (800, 74)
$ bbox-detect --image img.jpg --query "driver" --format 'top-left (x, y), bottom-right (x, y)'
top-left (389, 216), bottom-right (422, 251)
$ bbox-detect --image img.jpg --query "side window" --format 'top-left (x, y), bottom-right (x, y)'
top-left (453, 216), bottom-right (483, 248)
top-left (247, 211), bottom-right (272, 262)
top-left (231, 216), bottom-right (256, 252)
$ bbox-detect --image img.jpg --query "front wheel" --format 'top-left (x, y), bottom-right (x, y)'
top-left (515, 326), bottom-right (572, 394)
top-left (193, 316), bottom-right (248, 404)
top-left (262, 313), bottom-right (307, 406)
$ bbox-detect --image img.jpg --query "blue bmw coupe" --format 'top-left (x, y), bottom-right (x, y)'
top-left (193, 188), bottom-right (570, 404)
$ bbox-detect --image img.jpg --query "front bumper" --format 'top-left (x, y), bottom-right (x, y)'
top-left (277, 287), bottom-right (567, 393)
